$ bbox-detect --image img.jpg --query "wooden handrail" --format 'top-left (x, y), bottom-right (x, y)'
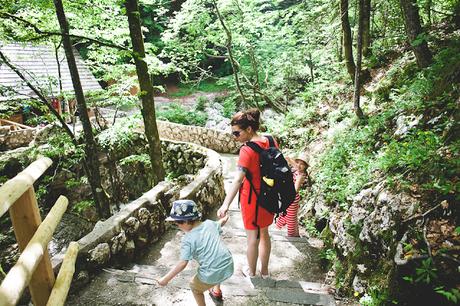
top-left (0, 195), bottom-right (69, 306)
top-left (0, 119), bottom-right (33, 130)
top-left (0, 157), bottom-right (52, 218)
top-left (46, 242), bottom-right (79, 306)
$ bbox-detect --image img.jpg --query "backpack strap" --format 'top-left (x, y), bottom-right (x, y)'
top-left (245, 141), bottom-right (263, 154)
top-left (265, 135), bottom-right (276, 148)
top-left (244, 140), bottom-right (268, 240)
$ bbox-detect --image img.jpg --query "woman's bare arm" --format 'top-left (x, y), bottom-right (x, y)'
top-left (217, 168), bottom-right (245, 218)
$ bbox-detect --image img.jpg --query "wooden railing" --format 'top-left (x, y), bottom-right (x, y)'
top-left (0, 157), bottom-right (79, 306)
top-left (0, 119), bottom-right (34, 131)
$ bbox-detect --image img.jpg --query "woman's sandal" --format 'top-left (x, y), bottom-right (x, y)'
top-left (208, 288), bottom-right (223, 303)
top-left (260, 272), bottom-right (271, 279)
top-left (242, 265), bottom-right (255, 278)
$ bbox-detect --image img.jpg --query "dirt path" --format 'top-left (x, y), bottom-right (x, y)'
top-left (65, 154), bottom-right (336, 306)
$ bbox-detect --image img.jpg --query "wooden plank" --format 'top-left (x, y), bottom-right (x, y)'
top-left (0, 195), bottom-right (68, 306)
top-left (0, 118), bottom-right (31, 129)
top-left (0, 157), bottom-right (52, 218)
top-left (46, 242), bottom-right (79, 306)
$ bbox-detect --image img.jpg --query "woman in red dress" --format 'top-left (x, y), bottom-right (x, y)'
top-left (217, 108), bottom-right (274, 278)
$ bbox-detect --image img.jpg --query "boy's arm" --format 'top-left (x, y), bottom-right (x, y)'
top-left (157, 260), bottom-right (188, 286)
top-left (217, 214), bottom-right (230, 227)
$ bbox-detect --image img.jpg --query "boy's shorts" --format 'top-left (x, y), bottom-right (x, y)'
top-left (189, 274), bottom-right (215, 294)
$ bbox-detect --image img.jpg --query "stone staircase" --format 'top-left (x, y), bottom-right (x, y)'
top-left (65, 154), bottom-right (336, 305)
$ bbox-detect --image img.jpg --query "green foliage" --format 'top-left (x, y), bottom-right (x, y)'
top-left (72, 200), bottom-right (94, 214)
top-left (415, 259), bottom-right (438, 284)
top-left (359, 287), bottom-right (396, 306)
top-left (314, 120), bottom-right (376, 207)
top-left (379, 131), bottom-right (441, 173)
top-left (435, 287), bottom-right (460, 304)
top-left (64, 177), bottom-right (83, 189)
top-left (194, 96), bottom-right (208, 112)
top-left (265, 102), bottom-right (318, 149)
top-left (35, 132), bottom-right (85, 170)
top-left (119, 154), bottom-right (151, 167)
top-left (215, 95), bottom-right (237, 119)
top-left (156, 103), bottom-right (207, 126)
top-left (301, 218), bottom-right (319, 237)
top-left (168, 81), bottom-right (228, 98)
top-left (97, 117), bottom-right (139, 151)
top-left (319, 248), bottom-right (336, 262)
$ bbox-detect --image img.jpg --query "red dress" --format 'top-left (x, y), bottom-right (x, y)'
top-left (238, 137), bottom-right (275, 230)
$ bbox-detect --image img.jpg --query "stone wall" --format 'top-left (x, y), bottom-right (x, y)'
top-left (156, 120), bottom-right (240, 153)
top-left (51, 143), bottom-right (225, 278)
top-left (0, 126), bottom-right (37, 151)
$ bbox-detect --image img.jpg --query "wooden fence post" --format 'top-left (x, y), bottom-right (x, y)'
top-left (9, 187), bottom-right (55, 306)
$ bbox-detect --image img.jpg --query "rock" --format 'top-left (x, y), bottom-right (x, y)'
top-left (122, 240), bottom-right (136, 261)
top-left (110, 230), bottom-right (127, 255)
top-left (352, 275), bottom-right (367, 294)
top-left (394, 114), bottom-right (422, 138)
top-left (88, 243), bottom-right (111, 266)
top-left (124, 217), bottom-right (140, 237)
top-left (32, 124), bottom-right (61, 145)
top-left (137, 208), bottom-right (150, 225)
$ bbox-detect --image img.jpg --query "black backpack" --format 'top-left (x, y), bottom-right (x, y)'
top-left (243, 136), bottom-right (296, 231)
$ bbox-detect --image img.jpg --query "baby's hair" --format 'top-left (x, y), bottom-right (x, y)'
top-left (231, 108), bottom-right (260, 131)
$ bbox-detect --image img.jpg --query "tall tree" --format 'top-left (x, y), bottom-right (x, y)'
top-left (340, 0), bottom-right (356, 81)
top-left (362, 0), bottom-right (371, 57)
top-left (211, 0), bottom-right (246, 104)
top-left (353, 0), bottom-right (365, 119)
top-left (399, 0), bottom-right (432, 68)
top-left (125, 0), bottom-right (165, 185)
top-left (53, 0), bottom-right (111, 218)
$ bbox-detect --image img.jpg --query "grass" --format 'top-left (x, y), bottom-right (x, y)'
top-left (168, 80), bottom-right (228, 97)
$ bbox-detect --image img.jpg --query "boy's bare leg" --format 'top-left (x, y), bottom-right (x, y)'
top-left (192, 291), bottom-right (206, 306)
top-left (245, 229), bottom-right (259, 276)
top-left (258, 226), bottom-right (271, 276)
top-left (212, 284), bottom-right (221, 293)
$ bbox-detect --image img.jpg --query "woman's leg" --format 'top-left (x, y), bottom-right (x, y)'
top-left (245, 229), bottom-right (259, 276)
top-left (258, 226), bottom-right (271, 276)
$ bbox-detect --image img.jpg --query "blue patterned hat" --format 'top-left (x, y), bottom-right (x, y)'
top-left (166, 200), bottom-right (202, 221)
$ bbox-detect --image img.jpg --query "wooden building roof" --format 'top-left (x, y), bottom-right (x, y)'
top-left (0, 43), bottom-right (101, 101)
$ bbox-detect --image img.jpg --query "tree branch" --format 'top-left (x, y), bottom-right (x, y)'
top-left (403, 203), bottom-right (442, 224)
top-left (0, 12), bottom-right (130, 51)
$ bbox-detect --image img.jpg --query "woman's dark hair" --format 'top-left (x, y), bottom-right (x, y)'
top-left (231, 108), bottom-right (260, 131)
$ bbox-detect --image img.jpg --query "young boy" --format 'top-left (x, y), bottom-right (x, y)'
top-left (157, 200), bottom-right (234, 306)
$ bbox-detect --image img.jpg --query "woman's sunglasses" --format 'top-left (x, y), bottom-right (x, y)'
top-left (232, 130), bottom-right (242, 137)
top-left (174, 220), bottom-right (185, 224)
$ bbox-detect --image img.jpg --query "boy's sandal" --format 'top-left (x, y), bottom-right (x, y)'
top-left (208, 288), bottom-right (223, 303)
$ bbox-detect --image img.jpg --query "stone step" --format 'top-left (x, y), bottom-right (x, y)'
top-left (103, 265), bottom-right (335, 306)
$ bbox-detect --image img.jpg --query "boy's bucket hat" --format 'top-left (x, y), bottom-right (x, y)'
top-left (295, 152), bottom-right (309, 166)
top-left (166, 200), bottom-right (202, 221)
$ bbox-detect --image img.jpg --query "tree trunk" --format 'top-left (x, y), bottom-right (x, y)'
top-left (399, 0), bottom-right (432, 68)
top-left (362, 0), bottom-right (371, 57)
top-left (425, 0), bottom-right (432, 26)
top-left (53, 0), bottom-right (111, 218)
top-left (125, 0), bottom-right (165, 185)
top-left (211, 0), bottom-right (246, 103)
top-left (340, 0), bottom-right (356, 80)
top-left (353, 0), bottom-right (365, 119)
